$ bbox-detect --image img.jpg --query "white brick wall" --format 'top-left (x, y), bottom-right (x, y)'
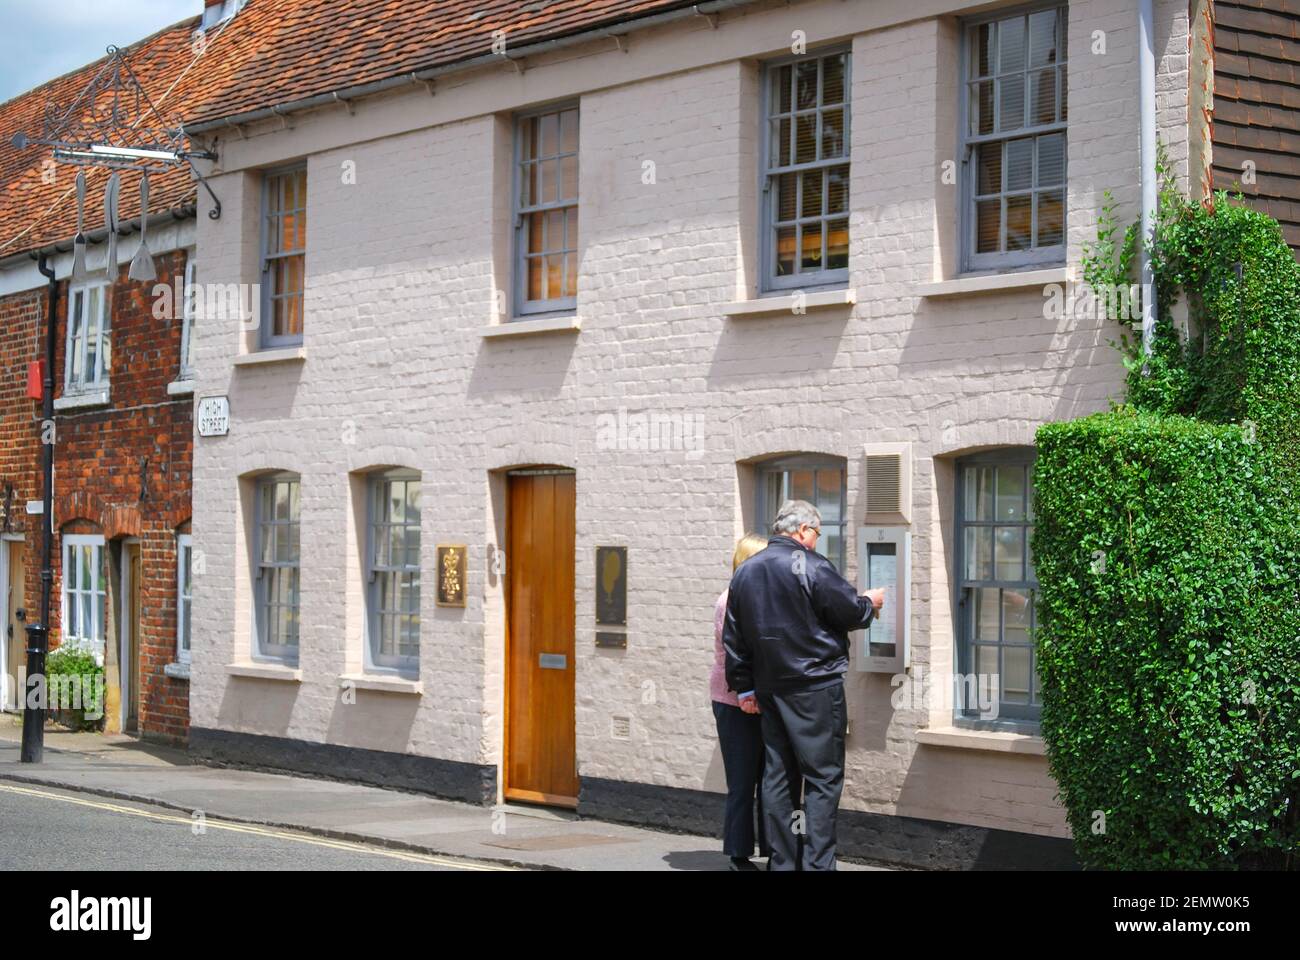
top-left (192, 0), bottom-right (1191, 839)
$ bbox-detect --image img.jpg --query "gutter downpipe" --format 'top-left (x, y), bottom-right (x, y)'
top-left (1139, 0), bottom-right (1158, 368)
top-left (20, 252), bottom-right (57, 764)
top-left (186, 0), bottom-right (760, 134)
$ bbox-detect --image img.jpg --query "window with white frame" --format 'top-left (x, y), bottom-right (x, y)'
top-left (756, 454), bottom-right (847, 571)
top-left (761, 48), bottom-right (851, 291)
top-left (254, 474), bottom-right (300, 661)
top-left (259, 166), bottom-right (306, 347)
top-left (367, 471), bottom-right (421, 673)
top-left (64, 280), bottom-right (111, 392)
top-left (955, 450), bottom-right (1041, 723)
top-left (961, 3), bottom-right (1067, 272)
top-left (177, 533), bottom-right (193, 663)
top-left (179, 255), bottom-right (197, 379)
top-left (61, 534), bottom-right (106, 659)
top-left (514, 104), bottom-right (579, 315)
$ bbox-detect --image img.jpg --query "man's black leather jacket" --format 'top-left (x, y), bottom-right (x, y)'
top-left (723, 535), bottom-right (876, 695)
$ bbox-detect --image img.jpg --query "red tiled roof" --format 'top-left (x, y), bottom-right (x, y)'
top-left (0, 0), bottom-right (721, 258)
top-left (185, 0), bottom-right (708, 126)
top-left (0, 17), bottom-right (206, 261)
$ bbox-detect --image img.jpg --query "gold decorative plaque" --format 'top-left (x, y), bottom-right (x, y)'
top-left (436, 545), bottom-right (467, 607)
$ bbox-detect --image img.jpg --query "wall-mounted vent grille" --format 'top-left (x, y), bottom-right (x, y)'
top-left (865, 454), bottom-right (902, 515)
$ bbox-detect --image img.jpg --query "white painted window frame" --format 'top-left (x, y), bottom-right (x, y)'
top-left (64, 279), bottom-right (112, 393)
top-left (61, 533), bottom-right (106, 661)
top-left (177, 533), bottom-right (193, 663)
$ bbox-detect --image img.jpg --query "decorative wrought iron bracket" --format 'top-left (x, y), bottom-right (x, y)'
top-left (10, 44), bottom-right (222, 219)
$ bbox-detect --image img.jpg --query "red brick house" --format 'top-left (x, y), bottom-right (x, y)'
top-left (0, 17), bottom-right (209, 742)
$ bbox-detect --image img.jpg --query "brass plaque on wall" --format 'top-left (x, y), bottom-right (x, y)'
top-left (595, 546), bottom-right (627, 626)
top-left (595, 632), bottom-right (627, 649)
top-left (436, 545), bottom-right (467, 607)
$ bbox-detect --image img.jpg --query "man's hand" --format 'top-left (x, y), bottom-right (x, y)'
top-left (865, 587), bottom-right (886, 613)
top-left (738, 695), bottom-right (760, 715)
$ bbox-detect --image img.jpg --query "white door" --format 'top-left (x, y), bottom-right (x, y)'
top-left (0, 542), bottom-right (9, 711)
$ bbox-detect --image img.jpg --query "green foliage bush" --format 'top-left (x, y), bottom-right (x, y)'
top-left (1035, 175), bottom-right (1300, 869)
top-left (45, 644), bottom-right (105, 731)
top-left (1035, 410), bottom-right (1300, 868)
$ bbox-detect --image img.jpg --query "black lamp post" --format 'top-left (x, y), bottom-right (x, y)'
top-left (21, 250), bottom-right (57, 764)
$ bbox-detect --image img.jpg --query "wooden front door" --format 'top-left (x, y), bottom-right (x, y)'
top-left (505, 470), bottom-right (577, 806)
top-left (125, 542), bottom-right (141, 732)
top-left (3, 542), bottom-right (24, 712)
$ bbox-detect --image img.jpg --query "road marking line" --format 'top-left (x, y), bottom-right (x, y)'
top-left (0, 782), bottom-right (513, 871)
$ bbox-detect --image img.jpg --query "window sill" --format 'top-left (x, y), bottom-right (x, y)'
top-left (233, 347), bottom-right (306, 367)
top-left (915, 267), bottom-right (1071, 299)
top-left (338, 673), bottom-right (423, 695)
top-left (163, 661), bottom-right (191, 680)
top-left (915, 725), bottom-right (1046, 756)
top-left (166, 379), bottom-right (196, 396)
top-left (481, 315), bottom-right (581, 339)
top-left (723, 288), bottom-right (856, 318)
top-left (225, 662), bottom-right (302, 682)
top-left (53, 389), bottom-right (110, 411)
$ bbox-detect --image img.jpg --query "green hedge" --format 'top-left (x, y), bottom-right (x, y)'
top-left (1034, 409), bottom-right (1300, 868)
top-left (45, 645), bottom-right (105, 731)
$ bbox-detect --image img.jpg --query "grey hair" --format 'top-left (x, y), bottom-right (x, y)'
top-left (772, 499), bottom-right (821, 536)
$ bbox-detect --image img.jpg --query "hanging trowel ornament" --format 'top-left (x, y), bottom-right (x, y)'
top-left (104, 172), bottom-right (121, 277)
top-left (128, 171), bottom-right (155, 282)
top-left (71, 171), bottom-right (89, 283)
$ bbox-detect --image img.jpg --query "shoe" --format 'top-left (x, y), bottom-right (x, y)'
top-left (730, 857), bottom-right (760, 871)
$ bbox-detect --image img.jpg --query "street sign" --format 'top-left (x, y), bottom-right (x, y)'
top-left (197, 396), bottom-right (230, 437)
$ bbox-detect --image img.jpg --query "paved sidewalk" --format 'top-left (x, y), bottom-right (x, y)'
top-left (0, 720), bottom-right (888, 871)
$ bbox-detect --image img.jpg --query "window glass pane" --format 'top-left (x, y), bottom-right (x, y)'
top-left (1006, 138), bottom-right (1033, 191)
top-left (801, 170), bottom-right (823, 218)
top-left (973, 23), bottom-right (994, 77)
top-left (800, 224), bottom-right (823, 271)
top-left (560, 109), bottom-right (578, 153)
top-left (796, 61), bottom-right (818, 109)
top-left (539, 112), bottom-right (558, 157)
top-left (561, 155), bottom-right (578, 202)
top-left (972, 587), bottom-right (999, 641)
top-left (773, 64), bottom-right (792, 113)
top-left (823, 54), bottom-right (845, 104)
top-left (1029, 68), bottom-right (1057, 125)
top-left (965, 526), bottom-right (993, 580)
top-left (998, 16), bottom-right (1026, 74)
top-left (775, 225), bottom-right (795, 277)
top-left (976, 143), bottom-right (1002, 196)
top-left (776, 173), bottom-right (797, 222)
top-left (821, 108), bottom-right (844, 159)
top-left (827, 168), bottom-right (848, 214)
top-left (997, 76), bottom-right (1025, 131)
top-left (975, 645), bottom-right (998, 706)
top-left (827, 219), bottom-right (848, 271)
top-left (995, 465), bottom-right (1025, 521)
top-left (1003, 588), bottom-right (1032, 643)
top-left (975, 199), bottom-right (1000, 253)
top-left (816, 469), bottom-right (842, 521)
top-left (971, 81), bottom-right (994, 136)
top-left (1003, 644), bottom-right (1032, 704)
top-left (1005, 194), bottom-right (1032, 251)
top-left (1037, 133), bottom-right (1065, 186)
top-left (795, 114), bottom-right (817, 163)
top-left (994, 526), bottom-right (1025, 581)
top-left (789, 469), bottom-right (815, 503)
top-left (1037, 190), bottom-right (1064, 247)
top-left (964, 465), bottom-right (994, 521)
top-left (1028, 9), bottom-right (1061, 67)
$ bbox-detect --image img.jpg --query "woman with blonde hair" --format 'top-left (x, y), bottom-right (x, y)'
top-left (711, 532), bottom-right (770, 870)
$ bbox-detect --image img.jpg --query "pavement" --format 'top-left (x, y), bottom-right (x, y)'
top-left (0, 717), bottom-right (890, 871)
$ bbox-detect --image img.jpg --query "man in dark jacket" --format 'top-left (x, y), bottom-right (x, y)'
top-left (723, 499), bottom-right (884, 871)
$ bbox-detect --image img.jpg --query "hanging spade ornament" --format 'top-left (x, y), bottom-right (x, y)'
top-left (128, 171), bottom-right (155, 282)
top-left (104, 171), bottom-right (121, 276)
top-left (71, 171), bottom-right (89, 283)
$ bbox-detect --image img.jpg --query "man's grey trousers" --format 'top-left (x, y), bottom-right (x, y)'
top-left (757, 679), bottom-right (848, 871)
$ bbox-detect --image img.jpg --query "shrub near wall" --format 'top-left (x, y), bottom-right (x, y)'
top-left (1035, 192), bottom-right (1300, 869)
